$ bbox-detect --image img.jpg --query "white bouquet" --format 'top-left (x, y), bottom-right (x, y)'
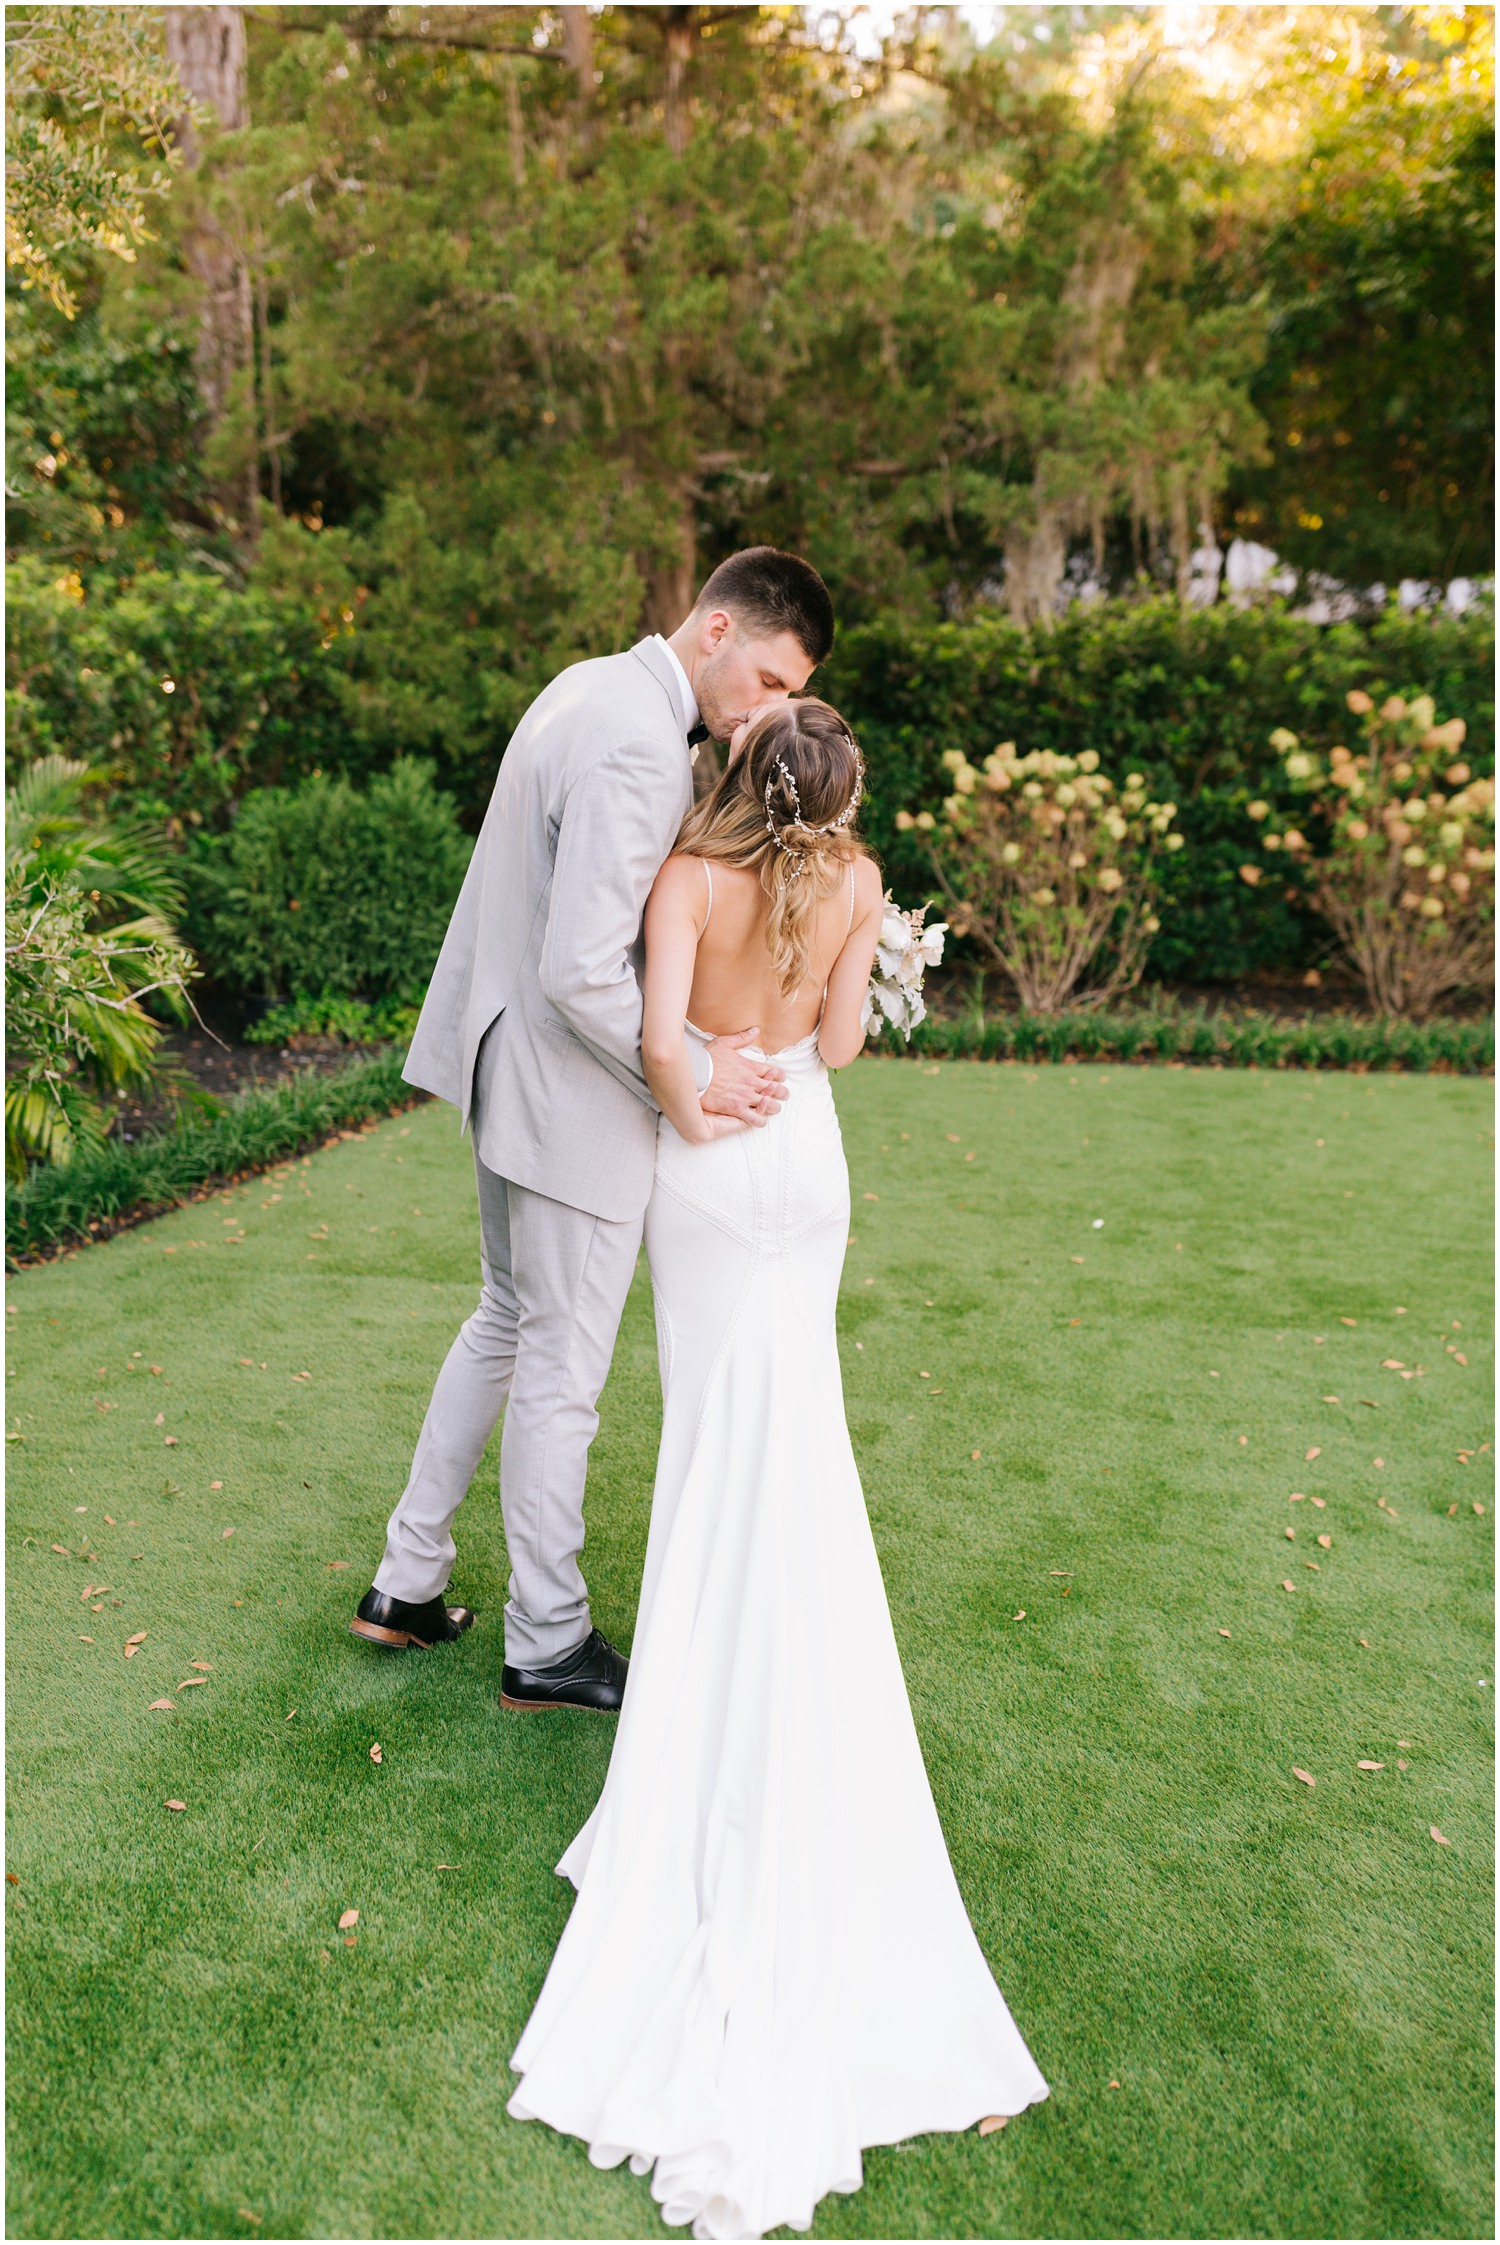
top-left (862, 892), bottom-right (947, 1042)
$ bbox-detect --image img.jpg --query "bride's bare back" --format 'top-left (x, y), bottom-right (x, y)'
top-left (642, 848), bottom-right (884, 1142)
top-left (682, 857), bottom-right (861, 1052)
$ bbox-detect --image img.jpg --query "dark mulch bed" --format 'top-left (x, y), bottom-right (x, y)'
top-left (116, 997), bottom-right (392, 1142)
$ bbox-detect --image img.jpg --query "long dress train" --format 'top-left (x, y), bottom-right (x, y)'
top-left (506, 1025), bottom-right (1048, 2240)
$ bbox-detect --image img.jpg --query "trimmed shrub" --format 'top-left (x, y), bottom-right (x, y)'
top-left (188, 758), bottom-right (472, 1001)
top-left (823, 594), bottom-right (1494, 982)
top-left (6, 1048), bottom-right (418, 1264)
top-left (4, 556), bottom-right (352, 828)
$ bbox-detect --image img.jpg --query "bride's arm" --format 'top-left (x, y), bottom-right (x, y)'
top-left (642, 856), bottom-right (737, 1143)
top-left (817, 854), bottom-right (886, 1071)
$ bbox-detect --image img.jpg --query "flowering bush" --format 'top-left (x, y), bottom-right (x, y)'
top-left (1245, 692), bottom-right (1494, 1017)
top-left (862, 893), bottom-right (947, 1042)
top-left (896, 744), bottom-right (1183, 1012)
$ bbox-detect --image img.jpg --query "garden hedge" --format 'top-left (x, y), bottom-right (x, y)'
top-left (5, 1050), bottom-right (420, 1265)
top-left (8, 561), bottom-right (1492, 986)
top-left (9, 1004), bottom-right (1491, 1266)
top-left (822, 595), bottom-right (1495, 982)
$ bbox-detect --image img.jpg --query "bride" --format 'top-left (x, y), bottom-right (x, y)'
top-left (505, 696), bottom-right (1048, 2239)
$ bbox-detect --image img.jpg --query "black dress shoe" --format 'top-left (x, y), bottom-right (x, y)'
top-left (501, 1627), bottom-right (628, 1712)
top-left (350, 1586), bottom-right (477, 1649)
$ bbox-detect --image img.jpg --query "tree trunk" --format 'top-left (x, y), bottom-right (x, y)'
top-left (661, 9), bottom-right (697, 157)
top-left (164, 7), bottom-right (256, 523)
top-left (1002, 491), bottom-right (1067, 630)
top-left (641, 482), bottom-right (699, 637)
top-left (560, 5), bottom-right (595, 150)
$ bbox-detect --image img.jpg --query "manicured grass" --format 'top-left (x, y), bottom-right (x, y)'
top-left (6, 1061), bottom-right (1493, 2241)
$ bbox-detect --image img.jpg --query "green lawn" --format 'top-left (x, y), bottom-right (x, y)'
top-left (6, 1058), bottom-right (1494, 2241)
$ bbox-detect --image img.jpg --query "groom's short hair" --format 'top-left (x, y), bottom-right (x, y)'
top-left (693, 547), bottom-right (835, 665)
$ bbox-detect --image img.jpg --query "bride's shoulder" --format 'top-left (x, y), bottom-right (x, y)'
top-left (849, 852), bottom-right (884, 913)
top-left (654, 851), bottom-right (704, 887)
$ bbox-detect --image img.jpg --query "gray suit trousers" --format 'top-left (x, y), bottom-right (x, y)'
top-left (373, 1146), bottom-right (642, 1667)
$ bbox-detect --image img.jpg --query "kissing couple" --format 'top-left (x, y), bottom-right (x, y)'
top-left (348, 547), bottom-right (1047, 2239)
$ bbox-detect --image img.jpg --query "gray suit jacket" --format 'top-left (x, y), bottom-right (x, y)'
top-left (402, 636), bottom-right (708, 1223)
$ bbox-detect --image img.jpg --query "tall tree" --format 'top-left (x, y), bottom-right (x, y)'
top-left (162, 5), bottom-right (256, 525)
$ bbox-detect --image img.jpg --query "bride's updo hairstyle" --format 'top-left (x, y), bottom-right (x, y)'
top-left (675, 697), bottom-right (865, 999)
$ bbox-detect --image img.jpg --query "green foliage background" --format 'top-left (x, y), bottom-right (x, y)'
top-left (3, 2), bottom-right (1494, 992)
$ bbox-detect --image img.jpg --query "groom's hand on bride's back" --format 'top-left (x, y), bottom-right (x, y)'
top-left (700, 1029), bottom-right (788, 1127)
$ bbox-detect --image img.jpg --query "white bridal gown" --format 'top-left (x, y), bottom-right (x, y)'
top-left (507, 1019), bottom-right (1048, 2240)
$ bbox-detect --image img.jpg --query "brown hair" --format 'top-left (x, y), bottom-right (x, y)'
top-left (675, 697), bottom-right (864, 997)
top-left (692, 547), bottom-right (835, 664)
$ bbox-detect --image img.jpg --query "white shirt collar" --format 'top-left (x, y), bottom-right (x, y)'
top-left (653, 633), bottom-right (699, 734)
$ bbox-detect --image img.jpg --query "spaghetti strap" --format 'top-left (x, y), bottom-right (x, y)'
top-left (847, 861), bottom-right (856, 934)
top-left (702, 861), bottom-right (713, 931)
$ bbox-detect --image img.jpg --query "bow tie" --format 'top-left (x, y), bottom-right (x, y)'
top-left (687, 721), bottom-right (710, 748)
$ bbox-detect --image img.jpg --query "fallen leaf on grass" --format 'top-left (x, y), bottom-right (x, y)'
top-left (1070, 1255), bottom-right (1085, 1265)
top-left (1013, 1610), bottom-right (1026, 1621)
top-left (1474, 1503), bottom-right (1486, 1517)
top-left (1284, 1526), bottom-right (1296, 1540)
top-left (165, 1799), bottom-right (186, 1812)
top-left (978, 2115), bottom-right (1008, 2136)
top-left (148, 1698), bottom-right (175, 1711)
top-left (1430, 1827), bottom-right (1450, 1845)
top-left (1381, 1359), bottom-right (1404, 1370)
top-left (50, 1544), bottom-right (68, 1556)
top-left (1305, 1446), bottom-right (1321, 1462)
top-left (1317, 1534), bottom-right (1332, 1549)
top-left (338, 1908), bottom-right (359, 1930)
top-left (1292, 1768), bottom-right (1315, 1788)
top-left (1339, 1318), bottom-right (1357, 1328)
top-left (327, 1560), bottom-right (349, 1571)
top-left (189, 1661), bottom-right (212, 1673)
top-left (154, 1413), bottom-right (164, 1427)
top-left (1310, 1495), bottom-right (1326, 1509)
top-left (210, 1480), bottom-right (223, 1491)
top-left (221, 1526), bottom-right (235, 1541)
top-left (1357, 1761), bottom-right (1384, 1772)
top-left (369, 1743), bottom-right (383, 1764)
top-left (1281, 1579), bottom-right (1295, 1593)
top-left (971, 1449), bottom-right (981, 1461)
top-left (1289, 1491), bottom-right (1306, 1502)
top-left (1108, 2079), bottom-right (1121, 2090)
top-left (1358, 1636), bottom-right (1370, 1648)
top-left (175, 1678), bottom-right (207, 1690)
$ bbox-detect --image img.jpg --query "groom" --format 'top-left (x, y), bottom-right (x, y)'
top-left (351, 547), bottom-right (834, 1710)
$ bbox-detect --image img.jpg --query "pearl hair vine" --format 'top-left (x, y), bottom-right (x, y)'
top-left (763, 743), bottom-right (865, 856)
